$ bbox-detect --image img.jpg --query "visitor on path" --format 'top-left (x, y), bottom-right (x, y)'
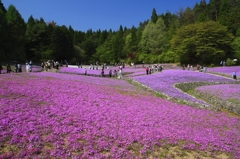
top-left (7, 64), bottom-right (11, 73)
top-left (101, 69), bottom-right (104, 77)
top-left (15, 63), bottom-right (18, 73)
top-left (17, 63), bottom-right (22, 72)
top-left (118, 69), bottom-right (123, 79)
top-left (146, 66), bottom-right (149, 75)
top-left (203, 67), bottom-right (207, 73)
top-left (159, 65), bottom-right (163, 72)
top-left (41, 62), bottom-right (44, 70)
top-left (84, 67), bottom-right (87, 75)
top-left (26, 63), bottom-right (30, 73)
top-left (29, 60), bottom-right (33, 72)
top-left (232, 71), bottom-right (237, 80)
top-left (183, 65), bottom-right (185, 70)
top-left (109, 70), bottom-right (112, 77)
top-left (55, 61), bottom-right (59, 70)
top-left (114, 70), bottom-right (117, 77)
top-left (0, 64), bottom-right (3, 74)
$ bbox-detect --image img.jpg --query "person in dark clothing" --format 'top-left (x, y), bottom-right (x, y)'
top-left (7, 64), bottom-right (11, 73)
top-left (146, 66), bottom-right (149, 75)
top-left (109, 70), bottom-right (112, 77)
top-left (0, 64), bottom-right (3, 74)
top-left (15, 64), bottom-right (18, 73)
top-left (232, 71), bottom-right (237, 80)
top-left (84, 67), bottom-right (87, 75)
top-left (101, 69), bottom-right (105, 77)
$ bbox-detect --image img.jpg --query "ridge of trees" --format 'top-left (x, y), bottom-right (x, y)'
top-left (0, 0), bottom-right (240, 65)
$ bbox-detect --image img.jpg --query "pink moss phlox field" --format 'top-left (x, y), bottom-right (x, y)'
top-left (0, 65), bottom-right (41, 74)
top-left (208, 66), bottom-right (240, 75)
top-left (31, 72), bottom-right (137, 91)
top-left (132, 70), bottom-right (234, 103)
top-left (0, 73), bottom-right (240, 158)
top-left (60, 67), bottom-right (104, 75)
top-left (196, 84), bottom-right (240, 101)
top-left (60, 66), bottom-right (147, 77)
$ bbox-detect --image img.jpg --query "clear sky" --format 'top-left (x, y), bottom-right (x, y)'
top-left (2, 0), bottom-right (209, 32)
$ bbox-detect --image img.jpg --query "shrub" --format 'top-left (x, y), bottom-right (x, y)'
top-left (209, 63), bottom-right (215, 68)
top-left (226, 58), bottom-right (235, 66)
top-left (70, 57), bottom-right (77, 65)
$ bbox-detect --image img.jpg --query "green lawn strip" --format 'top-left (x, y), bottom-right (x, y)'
top-left (175, 81), bottom-right (240, 116)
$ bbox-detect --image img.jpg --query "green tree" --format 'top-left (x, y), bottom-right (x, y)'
top-left (73, 31), bottom-right (85, 45)
top-left (81, 37), bottom-right (98, 64)
top-left (171, 21), bottom-right (233, 65)
top-left (151, 8), bottom-right (158, 24)
top-left (218, 0), bottom-right (230, 26)
top-left (68, 25), bottom-right (74, 38)
top-left (218, 0), bottom-right (240, 36)
top-left (136, 22), bottom-right (144, 50)
top-left (139, 17), bottom-right (166, 54)
top-left (98, 29), bottom-right (108, 45)
top-left (208, 0), bottom-right (221, 21)
top-left (73, 45), bottom-right (85, 63)
top-left (231, 36), bottom-right (240, 61)
top-left (6, 5), bottom-right (26, 61)
top-left (0, 9), bottom-right (8, 61)
top-left (93, 34), bottom-right (115, 64)
top-left (122, 25), bottom-right (138, 61)
top-left (112, 25), bottom-right (125, 62)
top-left (51, 26), bottom-right (74, 61)
top-left (0, 0), bottom-right (6, 13)
top-left (183, 7), bottom-right (194, 25)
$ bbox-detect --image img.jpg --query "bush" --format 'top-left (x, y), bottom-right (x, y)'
top-left (209, 63), bottom-right (215, 68)
top-left (70, 58), bottom-right (77, 65)
top-left (226, 58), bottom-right (235, 66)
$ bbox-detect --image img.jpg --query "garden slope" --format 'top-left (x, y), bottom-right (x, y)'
top-left (0, 73), bottom-right (239, 158)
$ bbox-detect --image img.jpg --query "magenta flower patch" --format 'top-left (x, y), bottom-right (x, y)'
top-left (208, 66), bottom-right (240, 76)
top-left (196, 84), bottom-right (240, 102)
top-left (132, 70), bottom-right (233, 104)
top-left (0, 73), bottom-right (239, 158)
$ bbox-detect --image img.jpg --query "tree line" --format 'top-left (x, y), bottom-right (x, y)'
top-left (0, 0), bottom-right (240, 66)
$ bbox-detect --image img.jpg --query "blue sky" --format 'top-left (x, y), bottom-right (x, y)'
top-left (2, 0), bottom-right (209, 32)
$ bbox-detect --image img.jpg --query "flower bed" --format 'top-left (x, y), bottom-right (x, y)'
top-left (0, 65), bottom-right (42, 74)
top-left (132, 70), bottom-right (233, 105)
top-left (196, 84), bottom-right (240, 101)
top-left (175, 81), bottom-right (240, 115)
top-left (60, 67), bottom-right (104, 76)
top-left (60, 66), bottom-right (148, 78)
top-left (208, 66), bottom-right (240, 78)
top-left (31, 72), bottom-right (139, 92)
top-left (0, 73), bottom-right (239, 158)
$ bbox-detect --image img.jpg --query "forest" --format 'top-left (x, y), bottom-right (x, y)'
top-left (0, 0), bottom-right (240, 66)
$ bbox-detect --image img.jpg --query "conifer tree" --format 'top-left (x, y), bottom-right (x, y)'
top-left (6, 5), bottom-right (26, 61)
top-left (151, 8), bottom-right (158, 23)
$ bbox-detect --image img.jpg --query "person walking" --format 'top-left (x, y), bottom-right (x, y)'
top-left (0, 64), bottom-right (3, 74)
top-left (109, 70), bottom-right (112, 77)
top-left (232, 71), bottom-right (237, 80)
top-left (15, 63), bottom-right (18, 73)
top-left (26, 62), bottom-right (30, 73)
top-left (146, 66), bottom-right (149, 75)
top-left (6, 64), bottom-right (11, 73)
top-left (118, 69), bottom-right (123, 79)
top-left (84, 67), bottom-right (87, 75)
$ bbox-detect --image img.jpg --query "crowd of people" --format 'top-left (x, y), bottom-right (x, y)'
top-left (100, 63), bottom-right (124, 79)
top-left (41, 60), bottom-right (60, 71)
top-left (0, 60), bottom-right (40, 74)
top-left (145, 64), bottom-right (164, 75)
top-left (0, 61), bottom-right (237, 80)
